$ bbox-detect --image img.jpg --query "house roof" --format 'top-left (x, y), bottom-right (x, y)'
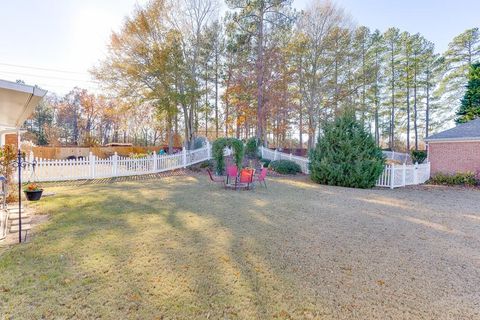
top-left (0, 79), bottom-right (47, 128)
top-left (425, 118), bottom-right (480, 142)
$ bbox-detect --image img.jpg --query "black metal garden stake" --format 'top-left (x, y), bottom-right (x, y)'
top-left (17, 149), bottom-right (21, 243)
top-left (11, 148), bottom-right (36, 243)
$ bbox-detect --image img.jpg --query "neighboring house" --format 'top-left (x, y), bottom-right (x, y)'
top-left (0, 79), bottom-right (47, 148)
top-left (425, 118), bottom-right (480, 175)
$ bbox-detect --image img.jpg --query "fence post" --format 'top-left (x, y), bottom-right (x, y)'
top-left (390, 164), bottom-right (395, 189)
top-left (206, 141), bottom-right (211, 159)
top-left (152, 152), bottom-right (157, 172)
top-left (261, 146), bottom-right (264, 159)
top-left (28, 151), bottom-right (34, 177)
top-left (402, 163), bottom-right (406, 186)
top-left (182, 147), bottom-right (187, 168)
top-left (413, 162), bottom-right (418, 184)
top-left (274, 149), bottom-right (278, 161)
top-left (113, 152), bottom-right (118, 177)
top-left (89, 152), bottom-right (95, 179)
top-left (289, 153), bottom-right (293, 160)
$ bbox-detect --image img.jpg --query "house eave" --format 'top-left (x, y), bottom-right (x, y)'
top-left (426, 137), bottom-right (480, 143)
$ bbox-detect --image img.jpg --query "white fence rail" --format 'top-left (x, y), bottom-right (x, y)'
top-left (17, 144), bottom-right (212, 183)
top-left (376, 163), bottom-right (430, 189)
top-left (259, 146), bottom-right (429, 188)
top-left (382, 151), bottom-right (412, 164)
top-left (260, 147), bottom-right (310, 174)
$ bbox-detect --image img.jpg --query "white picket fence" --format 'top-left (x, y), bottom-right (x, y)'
top-left (17, 145), bottom-right (211, 182)
top-left (16, 143), bottom-right (428, 189)
top-left (375, 162), bottom-right (430, 189)
top-left (260, 146), bottom-right (310, 174)
top-left (259, 146), bottom-right (430, 188)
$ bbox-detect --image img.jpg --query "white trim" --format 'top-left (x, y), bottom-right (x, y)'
top-left (0, 79), bottom-right (47, 96)
top-left (0, 79), bottom-right (47, 130)
top-left (0, 128), bottom-right (26, 135)
top-left (426, 138), bottom-right (480, 143)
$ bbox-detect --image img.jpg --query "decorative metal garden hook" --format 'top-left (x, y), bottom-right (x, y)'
top-left (10, 149), bottom-right (36, 243)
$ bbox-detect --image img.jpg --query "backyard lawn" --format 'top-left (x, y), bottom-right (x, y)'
top-left (0, 174), bottom-right (479, 319)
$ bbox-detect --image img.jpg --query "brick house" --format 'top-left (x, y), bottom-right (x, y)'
top-left (425, 118), bottom-right (480, 175)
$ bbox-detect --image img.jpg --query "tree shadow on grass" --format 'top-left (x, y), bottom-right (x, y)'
top-left (3, 176), bottom-right (428, 319)
top-left (14, 174), bottom-right (329, 318)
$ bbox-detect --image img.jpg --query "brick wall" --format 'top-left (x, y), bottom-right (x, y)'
top-left (428, 141), bottom-right (480, 174)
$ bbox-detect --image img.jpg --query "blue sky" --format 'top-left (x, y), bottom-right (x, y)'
top-left (300, 0), bottom-right (480, 52)
top-left (0, 0), bottom-right (478, 95)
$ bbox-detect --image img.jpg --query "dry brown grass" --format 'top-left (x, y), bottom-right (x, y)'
top-left (0, 174), bottom-right (479, 319)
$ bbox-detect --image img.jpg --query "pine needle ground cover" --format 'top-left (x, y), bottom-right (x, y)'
top-left (1, 175), bottom-right (479, 319)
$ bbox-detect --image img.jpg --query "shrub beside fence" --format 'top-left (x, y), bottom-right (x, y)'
top-left (260, 147), bottom-right (310, 174)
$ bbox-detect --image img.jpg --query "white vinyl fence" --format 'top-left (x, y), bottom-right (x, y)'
top-left (17, 142), bottom-right (428, 189)
top-left (381, 151), bottom-right (412, 164)
top-left (375, 162), bottom-right (430, 189)
top-left (259, 146), bottom-right (430, 188)
top-left (260, 147), bottom-right (310, 174)
top-left (17, 145), bottom-right (211, 182)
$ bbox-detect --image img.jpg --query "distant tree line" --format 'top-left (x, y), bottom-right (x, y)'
top-left (24, 0), bottom-right (480, 152)
top-left (23, 88), bottom-right (172, 147)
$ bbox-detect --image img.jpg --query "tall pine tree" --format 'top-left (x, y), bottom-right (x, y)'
top-left (456, 62), bottom-right (480, 123)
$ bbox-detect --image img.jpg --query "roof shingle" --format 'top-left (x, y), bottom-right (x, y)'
top-left (426, 118), bottom-right (480, 141)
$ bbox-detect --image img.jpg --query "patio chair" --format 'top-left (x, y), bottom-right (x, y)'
top-left (254, 167), bottom-right (268, 188)
top-left (238, 168), bottom-right (255, 190)
top-left (226, 165), bottom-right (238, 187)
top-left (207, 169), bottom-right (225, 187)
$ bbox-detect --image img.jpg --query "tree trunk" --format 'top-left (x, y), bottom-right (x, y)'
top-left (390, 42), bottom-right (396, 150)
top-left (299, 106), bottom-right (303, 149)
top-left (307, 112), bottom-right (315, 150)
top-left (406, 58), bottom-right (410, 152)
top-left (167, 114), bottom-right (173, 154)
top-left (374, 48), bottom-right (380, 146)
top-left (214, 47), bottom-right (219, 139)
top-left (361, 41), bottom-right (367, 122)
top-left (425, 72), bottom-right (431, 139)
top-left (174, 113), bottom-right (178, 135)
top-left (413, 59), bottom-right (418, 151)
top-left (205, 61), bottom-right (208, 137)
top-left (255, 4), bottom-right (265, 143)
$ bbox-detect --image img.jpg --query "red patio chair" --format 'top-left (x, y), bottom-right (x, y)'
top-left (254, 167), bottom-right (268, 188)
top-left (207, 169), bottom-right (225, 187)
top-left (226, 165), bottom-right (238, 186)
top-left (239, 168), bottom-right (255, 190)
